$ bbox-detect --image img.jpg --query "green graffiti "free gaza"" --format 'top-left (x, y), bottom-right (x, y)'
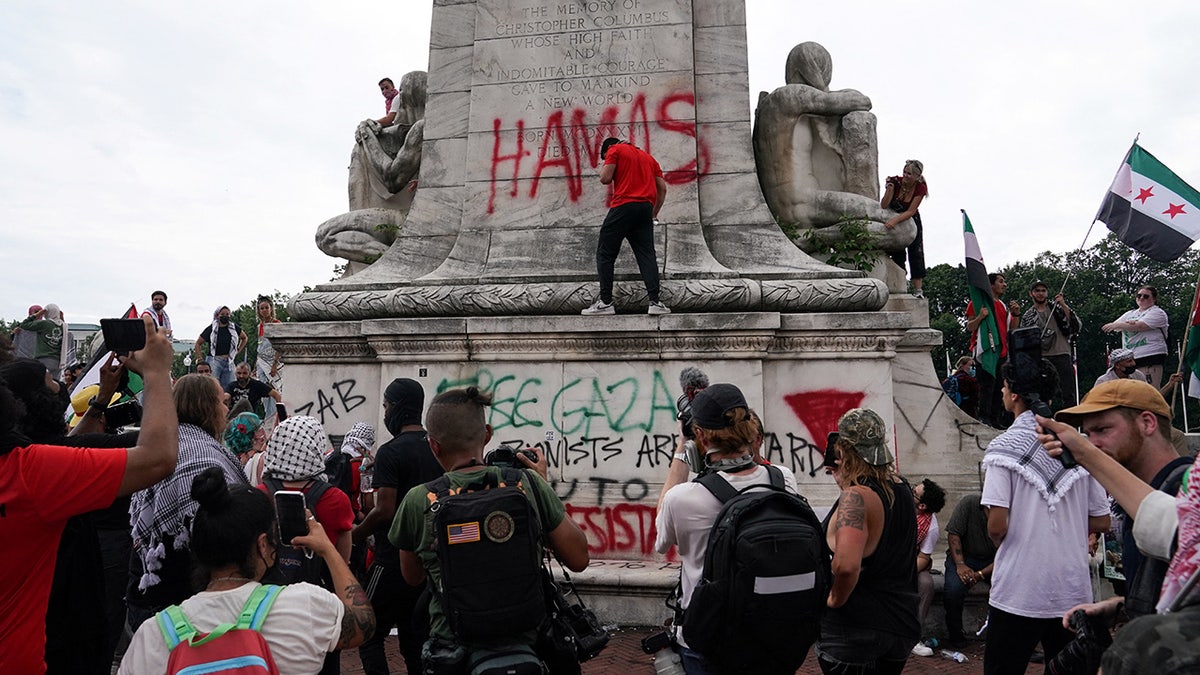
top-left (437, 368), bottom-right (678, 436)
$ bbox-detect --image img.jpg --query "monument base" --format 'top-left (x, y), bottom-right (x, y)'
top-left (269, 306), bottom-right (995, 625)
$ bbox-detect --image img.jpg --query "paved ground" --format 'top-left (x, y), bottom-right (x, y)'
top-left (338, 627), bottom-right (1042, 674)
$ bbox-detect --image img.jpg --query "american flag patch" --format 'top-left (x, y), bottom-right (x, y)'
top-left (446, 522), bottom-right (480, 544)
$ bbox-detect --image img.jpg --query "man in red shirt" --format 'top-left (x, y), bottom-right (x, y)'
top-left (582, 137), bottom-right (670, 315)
top-left (0, 316), bottom-right (179, 675)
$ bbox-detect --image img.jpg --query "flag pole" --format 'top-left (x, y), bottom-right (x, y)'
top-left (1057, 135), bottom-right (1142, 298)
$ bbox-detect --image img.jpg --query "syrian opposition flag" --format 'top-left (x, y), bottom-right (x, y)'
top-left (1097, 143), bottom-right (1200, 262)
top-left (963, 211), bottom-right (1002, 377)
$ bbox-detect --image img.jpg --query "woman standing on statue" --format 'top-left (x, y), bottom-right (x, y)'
top-left (882, 159), bottom-right (928, 297)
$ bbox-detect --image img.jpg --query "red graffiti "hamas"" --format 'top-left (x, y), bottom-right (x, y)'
top-left (487, 91), bottom-right (709, 214)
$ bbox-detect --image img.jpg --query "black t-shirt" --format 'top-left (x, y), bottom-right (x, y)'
top-left (225, 378), bottom-right (274, 414)
top-left (371, 429), bottom-right (443, 567)
top-left (200, 324), bottom-right (235, 356)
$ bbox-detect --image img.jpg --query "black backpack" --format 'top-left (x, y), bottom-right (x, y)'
top-left (324, 451), bottom-right (354, 498)
top-left (260, 476), bottom-right (333, 590)
top-left (425, 468), bottom-right (547, 644)
top-left (682, 464), bottom-right (829, 674)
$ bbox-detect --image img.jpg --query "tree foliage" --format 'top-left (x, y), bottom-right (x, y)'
top-left (924, 232), bottom-right (1200, 421)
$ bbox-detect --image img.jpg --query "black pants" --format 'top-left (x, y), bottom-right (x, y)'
top-left (983, 606), bottom-right (1073, 675)
top-left (596, 201), bottom-right (660, 303)
top-left (1045, 353), bottom-right (1077, 410)
top-left (358, 563), bottom-right (426, 675)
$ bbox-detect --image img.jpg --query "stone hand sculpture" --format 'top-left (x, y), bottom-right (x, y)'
top-left (317, 71), bottom-right (427, 265)
top-left (753, 42), bottom-right (915, 252)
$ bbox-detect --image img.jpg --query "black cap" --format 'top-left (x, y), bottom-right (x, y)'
top-left (1030, 279), bottom-right (1048, 291)
top-left (690, 383), bottom-right (748, 428)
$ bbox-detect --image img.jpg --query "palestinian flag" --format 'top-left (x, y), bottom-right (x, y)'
top-left (1097, 143), bottom-right (1200, 262)
top-left (964, 211), bottom-right (1002, 377)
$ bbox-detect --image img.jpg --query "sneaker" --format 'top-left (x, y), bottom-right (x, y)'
top-left (647, 301), bottom-right (671, 315)
top-left (913, 288), bottom-right (924, 298)
top-left (911, 644), bottom-right (934, 658)
top-left (581, 300), bottom-right (615, 315)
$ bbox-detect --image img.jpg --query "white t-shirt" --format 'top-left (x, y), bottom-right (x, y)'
top-left (981, 465), bottom-right (1109, 618)
top-left (654, 464), bottom-right (800, 646)
top-left (1118, 305), bottom-right (1169, 359)
top-left (119, 582), bottom-right (343, 675)
top-left (919, 514), bottom-right (940, 556)
top-left (386, 94), bottom-right (402, 125)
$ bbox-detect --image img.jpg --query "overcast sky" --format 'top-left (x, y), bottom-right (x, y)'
top-left (3, 0), bottom-right (1198, 338)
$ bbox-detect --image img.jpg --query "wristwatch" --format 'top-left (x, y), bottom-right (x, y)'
top-left (87, 395), bottom-right (110, 413)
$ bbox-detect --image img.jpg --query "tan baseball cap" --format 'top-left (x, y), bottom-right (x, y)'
top-left (1054, 379), bottom-right (1171, 426)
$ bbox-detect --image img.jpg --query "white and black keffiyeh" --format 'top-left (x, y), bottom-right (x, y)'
top-left (981, 410), bottom-right (1087, 508)
top-left (336, 421), bottom-right (376, 460)
top-left (129, 423), bottom-right (247, 591)
top-left (264, 415), bottom-right (329, 481)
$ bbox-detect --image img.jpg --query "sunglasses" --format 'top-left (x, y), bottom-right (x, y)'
top-left (1137, 293), bottom-right (1153, 299)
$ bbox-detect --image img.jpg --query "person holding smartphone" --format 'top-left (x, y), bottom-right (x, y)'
top-left (119, 467), bottom-right (375, 674)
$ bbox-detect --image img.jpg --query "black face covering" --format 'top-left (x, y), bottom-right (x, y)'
top-left (383, 378), bottom-right (425, 436)
top-left (218, 316), bottom-right (230, 325)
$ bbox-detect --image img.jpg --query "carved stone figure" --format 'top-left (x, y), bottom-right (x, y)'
top-left (753, 42), bottom-right (915, 252)
top-left (316, 71), bottom-right (427, 265)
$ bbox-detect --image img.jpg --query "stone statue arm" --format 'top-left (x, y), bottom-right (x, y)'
top-left (384, 118), bottom-right (424, 189)
top-left (886, 193), bottom-right (924, 229)
top-left (765, 84), bottom-right (872, 118)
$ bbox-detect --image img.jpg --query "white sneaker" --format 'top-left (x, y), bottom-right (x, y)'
top-left (911, 643), bottom-right (934, 657)
top-left (648, 301), bottom-right (671, 315)
top-left (581, 300), bottom-right (615, 315)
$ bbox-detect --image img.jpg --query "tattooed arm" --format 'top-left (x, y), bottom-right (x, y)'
top-left (292, 510), bottom-right (377, 650)
top-left (827, 486), bottom-right (874, 609)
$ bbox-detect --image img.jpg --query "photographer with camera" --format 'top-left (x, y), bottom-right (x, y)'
top-left (390, 387), bottom-right (588, 674)
top-left (980, 353), bottom-right (1111, 674)
top-left (1020, 280), bottom-right (1081, 409)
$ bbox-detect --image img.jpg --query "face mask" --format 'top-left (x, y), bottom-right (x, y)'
top-left (219, 316), bottom-right (230, 325)
top-left (967, 367), bottom-right (976, 377)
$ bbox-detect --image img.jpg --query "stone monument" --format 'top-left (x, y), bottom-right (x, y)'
top-left (273, 0), bottom-right (992, 625)
top-left (291, 0), bottom-right (889, 319)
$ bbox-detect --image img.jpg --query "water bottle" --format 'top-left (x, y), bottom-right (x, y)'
top-left (653, 646), bottom-right (686, 675)
top-left (940, 649), bottom-right (968, 663)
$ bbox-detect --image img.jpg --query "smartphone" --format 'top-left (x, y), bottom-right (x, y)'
top-left (100, 318), bottom-right (147, 355)
top-left (274, 490), bottom-right (308, 546)
top-left (823, 432), bottom-right (840, 470)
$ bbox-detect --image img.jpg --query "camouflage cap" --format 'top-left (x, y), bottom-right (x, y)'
top-left (837, 408), bottom-right (893, 466)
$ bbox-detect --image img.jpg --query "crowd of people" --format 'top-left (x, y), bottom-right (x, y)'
top-left (946, 276), bottom-right (1185, 429)
top-left (4, 273), bottom-right (1199, 675)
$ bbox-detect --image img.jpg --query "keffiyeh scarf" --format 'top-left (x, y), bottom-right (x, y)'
top-left (981, 411), bottom-right (1087, 508)
top-left (129, 423), bottom-right (247, 591)
top-left (264, 415), bottom-right (328, 481)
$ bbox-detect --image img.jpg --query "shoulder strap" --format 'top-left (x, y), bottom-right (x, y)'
top-left (695, 471), bottom-right (740, 504)
top-left (262, 476), bottom-right (282, 494)
top-left (303, 479), bottom-right (331, 510)
top-left (764, 463), bottom-right (785, 490)
top-left (237, 584), bottom-right (283, 630)
top-left (424, 475), bottom-right (452, 500)
top-left (157, 605), bottom-right (195, 650)
top-left (1162, 461), bottom-right (1191, 496)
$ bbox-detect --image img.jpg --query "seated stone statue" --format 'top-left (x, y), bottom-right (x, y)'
top-left (317, 70), bottom-right (427, 265)
top-left (753, 42), bottom-right (915, 253)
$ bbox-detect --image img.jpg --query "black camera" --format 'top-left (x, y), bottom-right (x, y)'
top-left (483, 446), bottom-right (538, 469)
top-left (1046, 609), bottom-right (1111, 675)
top-left (550, 594), bottom-right (609, 662)
top-left (104, 399), bottom-right (143, 430)
top-left (675, 393), bottom-right (696, 440)
top-left (1008, 326), bottom-right (1074, 467)
top-left (640, 631), bottom-right (673, 655)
